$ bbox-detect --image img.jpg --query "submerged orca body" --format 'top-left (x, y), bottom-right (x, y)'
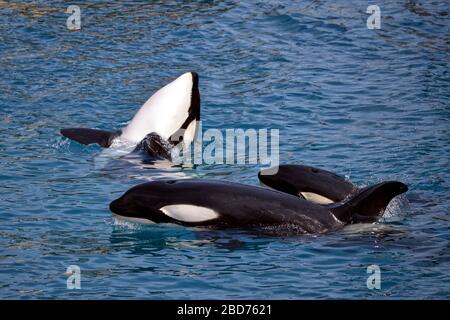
top-left (131, 132), bottom-right (175, 160)
top-left (60, 72), bottom-right (200, 160)
top-left (109, 178), bottom-right (408, 234)
top-left (259, 165), bottom-right (357, 204)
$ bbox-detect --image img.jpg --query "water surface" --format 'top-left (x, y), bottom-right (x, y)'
top-left (0, 0), bottom-right (449, 299)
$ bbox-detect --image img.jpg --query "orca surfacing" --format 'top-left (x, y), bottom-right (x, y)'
top-left (109, 178), bottom-right (408, 235)
top-left (259, 165), bottom-right (356, 204)
top-left (60, 72), bottom-right (200, 161)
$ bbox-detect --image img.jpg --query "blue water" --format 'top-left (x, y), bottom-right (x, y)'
top-left (1, 1), bottom-right (449, 299)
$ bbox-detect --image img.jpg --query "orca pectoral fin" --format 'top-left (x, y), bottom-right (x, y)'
top-left (60, 128), bottom-right (119, 148)
top-left (330, 181), bottom-right (408, 223)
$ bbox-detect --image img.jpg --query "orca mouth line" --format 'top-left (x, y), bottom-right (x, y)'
top-left (111, 213), bottom-right (156, 225)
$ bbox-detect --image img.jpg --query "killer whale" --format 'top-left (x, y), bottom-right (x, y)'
top-left (61, 71), bottom-right (200, 160)
top-left (258, 165), bottom-right (357, 204)
top-left (109, 178), bottom-right (408, 234)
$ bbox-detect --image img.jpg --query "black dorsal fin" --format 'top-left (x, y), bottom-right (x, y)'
top-left (329, 181), bottom-right (408, 223)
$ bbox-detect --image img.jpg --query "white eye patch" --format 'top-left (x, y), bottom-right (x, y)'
top-left (300, 192), bottom-right (334, 205)
top-left (160, 204), bottom-right (219, 222)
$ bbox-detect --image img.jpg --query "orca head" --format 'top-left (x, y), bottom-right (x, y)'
top-left (258, 165), bottom-right (356, 204)
top-left (120, 71), bottom-right (200, 148)
top-left (110, 180), bottom-right (174, 224)
top-left (258, 166), bottom-right (300, 197)
top-left (110, 180), bottom-right (219, 225)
